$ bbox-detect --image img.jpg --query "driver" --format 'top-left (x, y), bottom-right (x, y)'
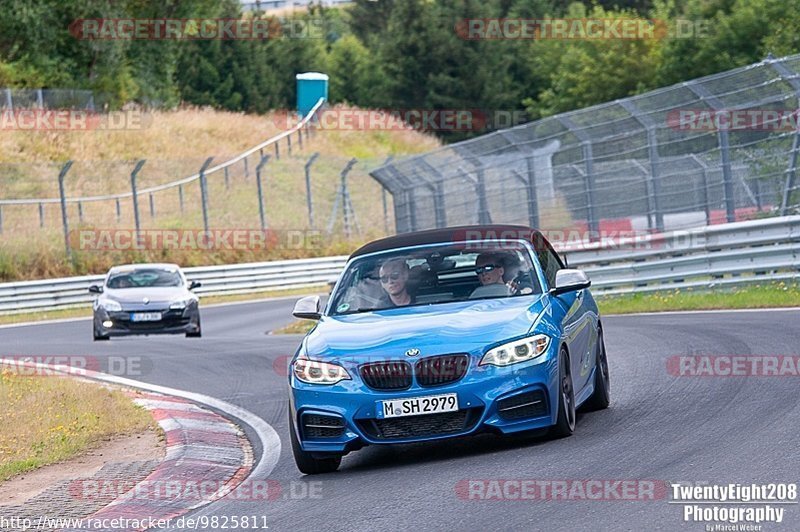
top-left (377, 258), bottom-right (414, 308)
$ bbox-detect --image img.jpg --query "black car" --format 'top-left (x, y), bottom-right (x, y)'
top-left (89, 263), bottom-right (202, 340)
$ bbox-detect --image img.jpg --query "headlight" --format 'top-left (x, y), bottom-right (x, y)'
top-left (480, 334), bottom-right (551, 367)
top-left (169, 299), bottom-right (190, 310)
top-left (100, 299), bottom-right (122, 312)
top-left (293, 355), bottom-right (351, 385)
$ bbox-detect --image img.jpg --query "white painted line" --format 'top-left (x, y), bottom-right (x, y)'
top-left (0, 358), bottom-right (282, 488)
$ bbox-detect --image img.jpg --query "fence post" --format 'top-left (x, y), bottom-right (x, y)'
top-left (765, 58), bottom-right (800, 215)
top-left (178, 184), bottom-right (184, 213)
top-left (130, 160), bottom-right (146, 240)
top-left (243, 156), bottom-right (249, 179)
top-left (78, 201), bottom-right (84, 223)
top-left (298, 128), bottom-right (303, 149)
top-left (224, 167), bottom-right (230, 190)
top-left (274, 141), bottom-right (280, 160)
top-left (57, 161), bottom-right (74, 260)
top-left (149, 193), bottom-right (155, 218)
top-left (39, 203), bottom-right (45, 228)
top-left (115, 198), bottom-right (121, 222)
top-left (36, 89), bottom-right (44, 108)
top-left (524, 156), bottom-right (540, 228)
top-left (304, 152), bottom-right (320, 227)
top-left (198, 157), bottom-right (214, 235)
top-left (327, 159), bottom-right (358, 237)
top-left (287, 133), bottom-right (292, 156)
top-left (255, 155), bottom-right (270, 230)
top-left (476, 167), bottom-right (491, 225)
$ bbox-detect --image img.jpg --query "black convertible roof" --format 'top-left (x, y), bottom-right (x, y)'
top-left (350, 225), bottom-right (543, 258)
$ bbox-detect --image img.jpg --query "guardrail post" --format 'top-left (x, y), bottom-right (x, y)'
top-left (57, 161), bottom-right (74, 260)
top-left (148, 193), bottom-right (155, 218)
top-left (130, 160), bottom-right (145, 240)
top-left (39, 202), bottom-right (45, 228)
top-left (115, 198), bottom-right (121, 222)
top-left (304, 152), bottom-right (320, 227)
top-left (524, 156), bottom-right (541, 228)
top-left (255, 155), bottom-right (270, 230)
top-left (198, 157), bottom-right (214, 235)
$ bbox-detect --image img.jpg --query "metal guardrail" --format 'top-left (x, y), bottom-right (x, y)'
top-left (0, 256), bottom-right (348, 314)
top-left (0, 216), bottom-right (798, 314)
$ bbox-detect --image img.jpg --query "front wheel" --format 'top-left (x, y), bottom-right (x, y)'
top-left (289, 413), bottom-right (341, 475)
top-left (583, 328), bottom-right (611, 411)
top-left (93, 323), bottom-right (110, 341)
top-left (186, 316), bottom-right (202, 338)
top-left (550, 347), bottom-right (576, 438)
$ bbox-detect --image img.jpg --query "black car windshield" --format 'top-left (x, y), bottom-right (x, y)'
top-left (106, 268), bottom-right (183, 289)
top-left (329, 242), bottom-right (542, 315)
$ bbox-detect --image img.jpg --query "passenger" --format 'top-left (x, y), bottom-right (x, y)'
top-left (377, 258), bottom-right (414, 307)
top-left (469, 252), bottom-right (512, 299)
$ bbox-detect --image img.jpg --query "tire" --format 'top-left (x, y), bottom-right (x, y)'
top-left (289, 413), bottom-right (341, 475)
top-left (550, 347), bottom-right (576, 438)
top-left (583, 328), bottom-right (611, 411)
top-left (186, 317), bottom-right (202, 338)
top-left (93, 323), bottom-right (110, 341)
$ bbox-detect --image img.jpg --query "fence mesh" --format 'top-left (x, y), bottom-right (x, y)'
top-left (371, 54), bottom-right (800, 238)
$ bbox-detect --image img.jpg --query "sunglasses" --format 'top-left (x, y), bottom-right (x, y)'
top-left (380, 272), bottom-right (403, 283)
top-left (475, 264), bottom-right (501, 275)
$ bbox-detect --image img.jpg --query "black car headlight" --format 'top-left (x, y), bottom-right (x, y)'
top-left (480, 334), bottom-right (551, 367)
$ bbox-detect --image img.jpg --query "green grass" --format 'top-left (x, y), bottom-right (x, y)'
top-left (272, 319), bottom-right (316, 335)
top-left (596, 282), bottom-right (800, 314)
top-left (0, 371), bottom-right (156, 481)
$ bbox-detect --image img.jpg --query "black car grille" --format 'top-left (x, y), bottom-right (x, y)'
top-left (496, 390), bottom-right (548, 420)
top-left (415, 354), bottom-right (469, 387)
top-left (301, 414), bottom-right (346, 439)
top-left (357, 408), bottom-right (481, 440)
top-left (359, 361), bottom-right (413, 391)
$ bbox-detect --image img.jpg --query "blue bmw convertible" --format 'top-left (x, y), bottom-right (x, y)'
top-left (288, 225), bottom-right (610, 474)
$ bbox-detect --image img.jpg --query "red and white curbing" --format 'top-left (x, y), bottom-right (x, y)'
top-left (78, 391), bottom-right (254, 527)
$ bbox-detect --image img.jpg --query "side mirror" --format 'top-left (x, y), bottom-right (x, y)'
top-left (293, 295), bottom-right (321, 320)
top-left (550, 269), bottom-right (591, 296)
top-left (188, 280), bottom-right (202, 290)
top-left (88, 284), bottom-right (103, 294)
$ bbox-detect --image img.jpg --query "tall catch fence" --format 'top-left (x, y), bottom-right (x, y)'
top-left (371, 54), bottom-right (800, 238)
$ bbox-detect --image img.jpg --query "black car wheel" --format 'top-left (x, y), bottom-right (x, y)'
top-left (583, 327), bottom-right (611, 411)
top-left (186, 316), bottom-right (202, 338)
top-left (93, 322), bottom-right (110, 341)
top-left (550, 346), bottom-right (576, 438)
top-left (289, 412), bottom-right (341, 475)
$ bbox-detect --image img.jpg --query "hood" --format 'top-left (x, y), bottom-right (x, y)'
top-left (103, 286), bottom-right (189, 305)
top-left (304, 295), bottom-right (549, 360)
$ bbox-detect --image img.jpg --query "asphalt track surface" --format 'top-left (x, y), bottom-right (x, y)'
top-left (2, 301), bottom-right (798, 531)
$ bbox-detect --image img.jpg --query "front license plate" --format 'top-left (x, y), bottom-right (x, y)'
top-left (379, 393), bottom-right (458, 419)
top-left (130, 312), bottom-right (162, 322)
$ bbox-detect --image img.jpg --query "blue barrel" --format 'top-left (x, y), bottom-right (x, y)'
top-left (296, 72), bottom-right (328, 117)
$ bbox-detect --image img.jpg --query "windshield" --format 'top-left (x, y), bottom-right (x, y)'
top-left (106, 268), bottom-right (183, 289)
top-left (329, 242), bottom-right (542, 315)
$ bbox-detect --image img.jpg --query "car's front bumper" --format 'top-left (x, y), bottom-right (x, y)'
top-left (289, 344), bottom-right (561, 454)
top-left (94, 306), bottom-right (200, 336)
